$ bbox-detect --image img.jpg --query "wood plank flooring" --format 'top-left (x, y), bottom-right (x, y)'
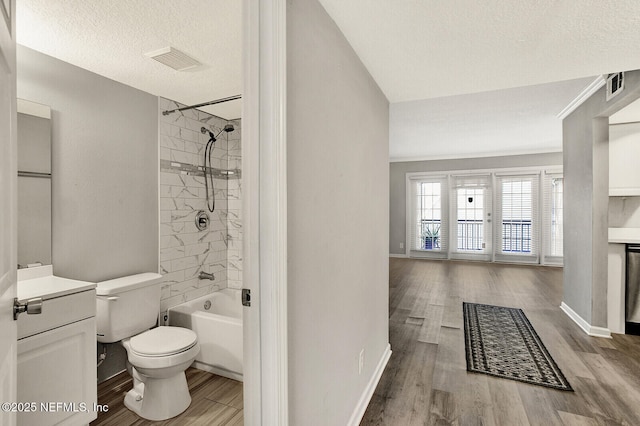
top-left (361, 258), bottom-right (640, 426)
top-left (91, 368), bottom-right (242, 426)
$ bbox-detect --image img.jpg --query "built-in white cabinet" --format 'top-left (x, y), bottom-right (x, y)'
top-left (609, 122), bottom-right (640, 196)
top-left (18, 316), bottom-right (96, 426)
top-left (608, 242), bottom-right (626, 334)
top-left (16, 266), bottom-right (97, 426)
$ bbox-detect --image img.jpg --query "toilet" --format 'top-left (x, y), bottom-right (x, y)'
top-left (95, 273), bottom-right (200, 421)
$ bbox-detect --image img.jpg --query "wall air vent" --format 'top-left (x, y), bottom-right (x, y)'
top-left (145, 47), bottom-right (201, 71)
top-left (606, 72), bottom-right (624, 101)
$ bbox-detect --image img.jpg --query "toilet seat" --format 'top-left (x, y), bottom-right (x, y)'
top-left (129, 326), bottom-right (197, 357)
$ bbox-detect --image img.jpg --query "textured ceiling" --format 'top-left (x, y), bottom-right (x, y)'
top-left (317, 0), bottom-right (640, 102)
top-left (16, 0), bottom-right (242, 119)
top-left (389, 77), bottom-right (595, 161)
top-left (16, 1), bottom-right (640, 159)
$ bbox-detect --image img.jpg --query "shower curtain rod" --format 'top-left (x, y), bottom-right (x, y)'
top-left (162, 94), bottom-right (242, 116)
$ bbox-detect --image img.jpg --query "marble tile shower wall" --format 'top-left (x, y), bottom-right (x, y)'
top-left (158, 97), bottom-right (242, 313)
top-left (227, 127), bottom-right (242, 290)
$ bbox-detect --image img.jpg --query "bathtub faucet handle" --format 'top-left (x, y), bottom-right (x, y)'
top-left (198, 271), bottom-right (215, 281)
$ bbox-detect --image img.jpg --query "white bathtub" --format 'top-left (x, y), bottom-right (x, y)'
top-left (168, 289), bottom-right (243, 381)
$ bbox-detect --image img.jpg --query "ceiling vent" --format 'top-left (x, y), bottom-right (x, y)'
top-left (606, 72), bottom-right (624, 101)
top-left (145, 47), bottom-right (201, 71)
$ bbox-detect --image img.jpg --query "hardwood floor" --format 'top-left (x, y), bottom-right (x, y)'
top-left (91, 368), bottom-right (243, 426)
top-left (361, 258), bottom-right (640, 426)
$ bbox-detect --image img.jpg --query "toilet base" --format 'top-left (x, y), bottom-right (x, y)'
top-left (124, 370), bottom-right (191, 421)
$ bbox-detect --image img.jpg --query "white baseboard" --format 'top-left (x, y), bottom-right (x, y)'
top-left (560, 302), bottom-right (612, 338)
top-left (389, 253), bottom-right (407, 258)
top-left (347, 343), bottom-right (392, 426)
top-left (191, 361), bottom-right (244, 382)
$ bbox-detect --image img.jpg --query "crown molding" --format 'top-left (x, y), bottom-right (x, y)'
top-left (556, 75), bottom-right (606, 120)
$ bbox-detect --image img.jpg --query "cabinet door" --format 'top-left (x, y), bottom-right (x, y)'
top-left (609, 122), bottom-right (640, 196)
top-left (17, 318), bottom-right (96, 426)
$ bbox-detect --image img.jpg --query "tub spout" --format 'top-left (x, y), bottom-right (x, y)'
top-left (199, 271), bottom-right (215, 281)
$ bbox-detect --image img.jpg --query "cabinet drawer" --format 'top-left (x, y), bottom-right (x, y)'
top-left (18, 289), bottom-right (96, 339)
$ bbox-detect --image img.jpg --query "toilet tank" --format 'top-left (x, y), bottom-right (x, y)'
top-left (96, 273), bottom-right (163, 343)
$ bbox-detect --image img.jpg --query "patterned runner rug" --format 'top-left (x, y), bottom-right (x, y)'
top-left (463, 302), bottom-right (573, 391)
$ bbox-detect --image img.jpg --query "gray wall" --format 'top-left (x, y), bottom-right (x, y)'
top-left (17, 46), bottom-right (158, 282)
top-left (287, 0), bottom-right (390, 423)
top-left (563, 71), bottom-right (640, 328)
top-left (389, 153), bottom-right (563, 255)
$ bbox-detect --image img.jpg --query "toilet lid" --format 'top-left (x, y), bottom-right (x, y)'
top-left (129, 326), bottom-right (197, 357)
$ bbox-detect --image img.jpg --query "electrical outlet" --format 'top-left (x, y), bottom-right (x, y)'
top-left (359, 349), bottom-right (365, 374)
top-left (400, 242), bottom-right (404, 249)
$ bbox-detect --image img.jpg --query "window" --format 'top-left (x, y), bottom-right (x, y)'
top-left (406, 168), bottom-right (561, 266)
top-left (543, 174), bottom-right (563, 264)
top-left (416, 181), bottom-right (442, 250)
top-left (408, 177), bottom-right (448, 258)
top-left (495, 175), bottom-right (539, 263)
top-left (550, 178), bottom-right (563, 256)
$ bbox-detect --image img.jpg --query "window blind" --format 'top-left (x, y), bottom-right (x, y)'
top-left (495, 174), bottom-right (539, 263)
top-left (452, 174), bottom-right (490, 188)
top-left (542, 173), bottom-right (563, 265)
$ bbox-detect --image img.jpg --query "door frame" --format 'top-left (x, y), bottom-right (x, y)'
top-left (0, 0), bottom-right (17, 424)
top-left (242, 0), bottom-right (289, 424)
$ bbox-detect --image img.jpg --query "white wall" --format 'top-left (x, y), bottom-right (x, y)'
top-left (287, 0), bottom-right (390, 423)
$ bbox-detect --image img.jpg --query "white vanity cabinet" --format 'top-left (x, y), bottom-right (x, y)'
top-left (17, 266), bottom-right (97, 426)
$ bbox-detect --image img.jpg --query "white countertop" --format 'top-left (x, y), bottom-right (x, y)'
top-left (17, 265), bottom-right (96, 301)
top-left (608, 227), bottom-right (640, 244)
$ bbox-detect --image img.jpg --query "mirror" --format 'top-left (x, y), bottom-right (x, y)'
top-left (17, 99), bottom-right (52, 268)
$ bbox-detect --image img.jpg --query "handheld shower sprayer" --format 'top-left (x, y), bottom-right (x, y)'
top-left (202, 123), bottom-right (236, 213)
top-left (201, 126), bottom-right (216, 142)
top-left (201, 124), bottom-right (235, 143)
